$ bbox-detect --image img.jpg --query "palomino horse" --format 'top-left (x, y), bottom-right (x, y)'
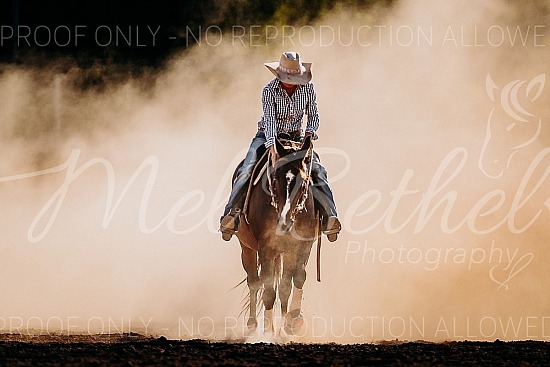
top-left (236, 135), bottom-right (318, 335)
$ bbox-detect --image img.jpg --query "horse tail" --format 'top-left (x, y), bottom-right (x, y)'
top-left (234, 277), bottom-right (250, 318)
top-left (232, 277), bottom-right (247, 290)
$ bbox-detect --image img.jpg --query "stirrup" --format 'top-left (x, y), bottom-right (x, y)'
top-left (221, 231), bottom-right (234, 241)
top-left (322, 216), bottom-right (341, 242)
top-left (326, 233), bottom-right (338, 242)
top-left (220, 208), bottom-right (241, 241)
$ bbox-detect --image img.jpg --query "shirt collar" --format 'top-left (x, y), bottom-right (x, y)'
top-left (275, 79), bottom-right (303, 92)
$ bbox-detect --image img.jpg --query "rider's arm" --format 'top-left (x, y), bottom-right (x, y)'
top-left (304, 83), bottom-right (319, 140)
top-left (262, 87), bottom-right (277, 148)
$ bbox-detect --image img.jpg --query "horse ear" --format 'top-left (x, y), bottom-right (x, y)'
top-left (301, 135), bottom-right (312, 151)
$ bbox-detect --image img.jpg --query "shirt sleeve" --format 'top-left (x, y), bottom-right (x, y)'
top-left (305, 83), bottom-right (320, 140)
top-left (262, 86), bottom-right (277, 148)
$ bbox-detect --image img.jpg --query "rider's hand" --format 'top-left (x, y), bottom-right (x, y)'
top-left (269, 145), bottom-right (279, 166)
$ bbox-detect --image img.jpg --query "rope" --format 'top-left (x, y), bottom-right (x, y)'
top-left (253, 161), bottom-right (268, 186)
top-left (316, 212), bottom-right (322, 282)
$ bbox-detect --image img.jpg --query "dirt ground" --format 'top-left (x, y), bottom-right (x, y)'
top-left (0, 334), bottom-right (549, 366)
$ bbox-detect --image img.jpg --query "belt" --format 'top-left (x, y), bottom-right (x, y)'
top-left (258, 128), bottom-right (302, 137)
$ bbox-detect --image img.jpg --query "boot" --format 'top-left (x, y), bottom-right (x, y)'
top-left (322, 215), bottom-right (341, 242)
top-left (220, 208), bottom-right (241, 241)
top-left (312, 180), bottom-right (341, 242)
top-left (310, 158), bottom-right (341, 242)
top-left (313, 188), bottom-right (341, 242)
top-left (220, 167), bottom-right (249, 241)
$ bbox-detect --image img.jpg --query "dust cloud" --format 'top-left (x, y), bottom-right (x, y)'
top-left (0, 0), bottom-right (549, 342)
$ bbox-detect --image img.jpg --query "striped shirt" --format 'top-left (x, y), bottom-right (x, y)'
top-left (258, 79), bottom-right (320, 148)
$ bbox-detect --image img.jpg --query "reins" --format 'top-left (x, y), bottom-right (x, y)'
top-left (316, 212), bottom-right (322, 282)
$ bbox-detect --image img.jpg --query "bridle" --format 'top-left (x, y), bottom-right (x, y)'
top-left (267, 142), bottom-right (313, 223)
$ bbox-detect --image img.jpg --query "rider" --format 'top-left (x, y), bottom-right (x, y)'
top-left (220, 51), bottom-right (341, 242)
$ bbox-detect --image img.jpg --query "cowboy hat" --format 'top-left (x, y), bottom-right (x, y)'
top-left (265, 52), bottom-right (312, 85)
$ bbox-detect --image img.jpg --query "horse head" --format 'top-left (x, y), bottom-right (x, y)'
top-left (269, 135), bottom-right (313, 234)
top-left (479, 73), bottom-right (545, 178)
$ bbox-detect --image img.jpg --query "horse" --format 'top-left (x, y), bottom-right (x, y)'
top-left (236, 134), bottom-right (318, 335)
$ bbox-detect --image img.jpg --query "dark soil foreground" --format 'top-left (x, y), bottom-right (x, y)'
top-left (0, 334), bottom-right (549, 366)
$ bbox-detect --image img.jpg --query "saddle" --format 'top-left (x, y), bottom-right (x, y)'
top-left (241, 132), bottom-right (306, 216)
top-left (277, 131), bottom-right (304, 148)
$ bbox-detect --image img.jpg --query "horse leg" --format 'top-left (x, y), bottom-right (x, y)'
top-left (284, 245), bottom-right (311, 335)
top-left (241, 244), bottom-right (260, 331)
top-left (279, 252), bottom-right (297, 320)
top-left (259, 248), bottom-right (277, 334)
top-left (247, 276), bottom-right (261, 331)
top-left (290, 262), bottom-right (306, 312)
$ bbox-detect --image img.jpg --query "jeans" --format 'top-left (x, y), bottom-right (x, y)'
top-left (223, 131), bottom-right (338, 219)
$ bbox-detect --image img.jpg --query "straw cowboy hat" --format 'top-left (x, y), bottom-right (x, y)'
top-left (265, 51), bottom-right (312, 85)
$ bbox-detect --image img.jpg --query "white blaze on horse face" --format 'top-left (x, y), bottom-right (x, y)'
top-left (280, 170), bottom-right (295, 225)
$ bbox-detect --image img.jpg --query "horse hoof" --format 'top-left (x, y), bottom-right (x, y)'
top-left (284, 310), bottom-right (304, 335)
top-left (221, 231), bottom-right (233, 241)
top-left (247, 318), bottom-right (258, 331)
top-left (327, 233), bottom-right (338, 242)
